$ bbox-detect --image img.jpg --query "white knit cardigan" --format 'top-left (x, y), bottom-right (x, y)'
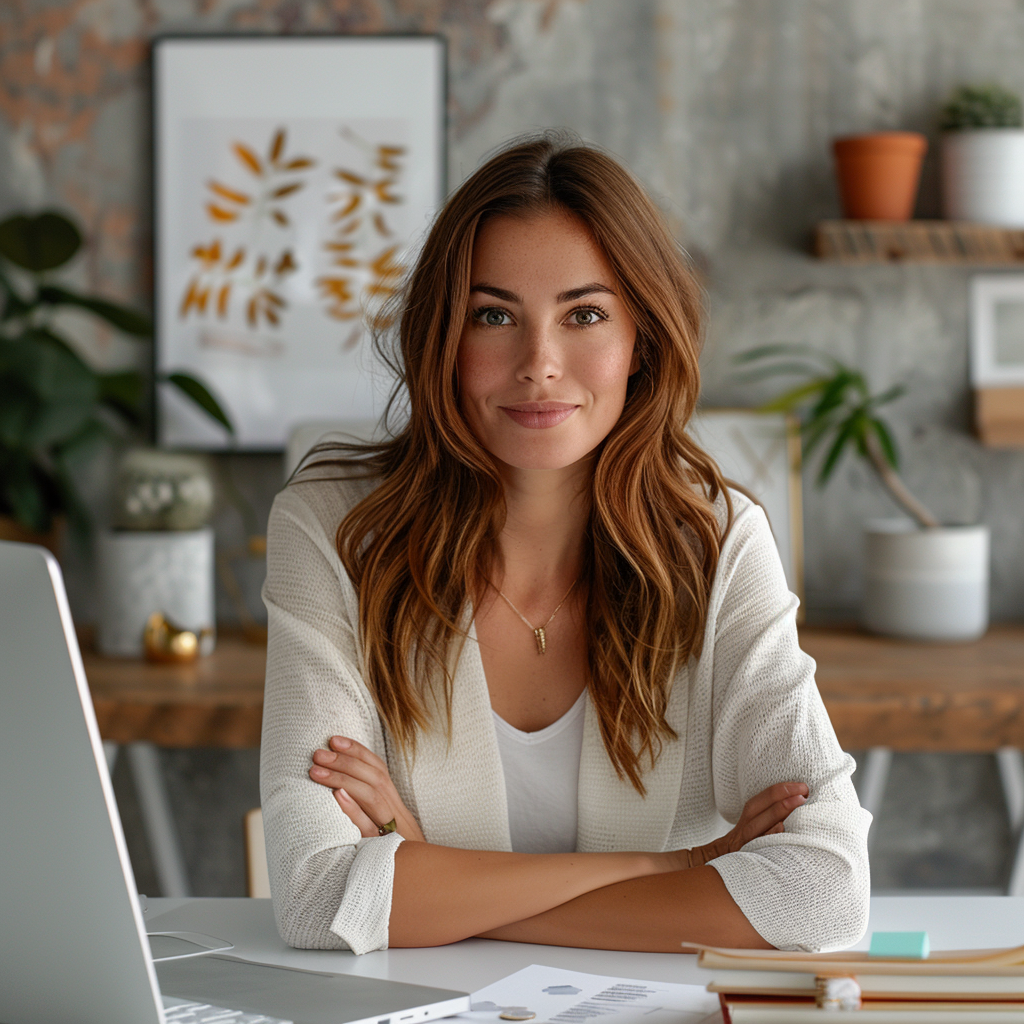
top-left (260, 475), bottom-right (870, 956)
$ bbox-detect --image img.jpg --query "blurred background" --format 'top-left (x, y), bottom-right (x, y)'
top-left (3, 0), bottom-right (1024, 897)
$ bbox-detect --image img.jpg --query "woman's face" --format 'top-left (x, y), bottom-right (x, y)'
top-left (456, 210), bottom-right (639, 474)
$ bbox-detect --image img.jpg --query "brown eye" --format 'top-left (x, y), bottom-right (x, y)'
top-left (571, 308), bottom-right (601, 326)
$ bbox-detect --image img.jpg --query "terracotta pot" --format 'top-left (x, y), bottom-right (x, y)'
top-left (0, 515), bottom-right (64, 559)
top-left (833, 132), bottom-right (927, 220)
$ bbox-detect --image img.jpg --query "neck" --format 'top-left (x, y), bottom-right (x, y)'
top-left (494, 459), bottom-right (592, 597)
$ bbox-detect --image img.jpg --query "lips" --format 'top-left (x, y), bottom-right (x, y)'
top-left (499, 402), bottom-right (578, 429)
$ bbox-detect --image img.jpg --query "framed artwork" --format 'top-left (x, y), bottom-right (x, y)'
top-left (153, 35), bottom-right (446, 449)
top-left (970, 274), bottom-right (1024, 387)
top-left (690, 409), bottom-right (804, 605)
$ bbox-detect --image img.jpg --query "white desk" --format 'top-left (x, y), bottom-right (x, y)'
top-left (147, 896), bottom-right (1024, 994)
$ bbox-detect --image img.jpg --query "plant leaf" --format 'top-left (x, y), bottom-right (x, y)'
top-left (162, 372), bottom-right (234, 434)
top-left (1, 456), bottom-right (51, 533)
top-left (37, 285), bottom-right (153, 336)
top-left (25, 400), bottom-right (94, 448)
top-left (757, 378), bottom-right (829, 412)
top-left (818, 413), bottom-right (864, 485)
top-left (869, 417), bottom-right (900, 469)
top-left (97, 369), bottom-right (145, 424)
top-left (0, 211), bottom-right (82, 272)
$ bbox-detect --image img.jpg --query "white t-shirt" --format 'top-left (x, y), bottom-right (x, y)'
top-left (492, 691), bottom-right (586, 854)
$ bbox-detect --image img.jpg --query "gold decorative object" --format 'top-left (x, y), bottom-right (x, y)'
top-left (143, 612), bottom-right (213, 663)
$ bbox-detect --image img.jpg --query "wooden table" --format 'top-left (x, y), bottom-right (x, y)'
top-left (84, 630), bottom-right (267, 749)
top-left (802, 624), bottom-right (1024, 752)
top-left (82, 629), bottom-right (267, 898)
top-left (83, 625), bottom-right (1024, 894)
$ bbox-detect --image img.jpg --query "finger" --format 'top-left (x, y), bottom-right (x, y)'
top-left (328, 736), bottom-right (389, 774)
top-left (335, 788), bottom-right (379, 839)
top-left (325, 774), bottom-right (394, 829)
top-left (741, 792), bottom-right (806, 841)
top-left (741, 781), bottom-right (809, 819)
top-left (314, 747), bottom-right (389, 790)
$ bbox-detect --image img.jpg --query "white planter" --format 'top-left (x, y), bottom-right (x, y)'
top-left (98, 528), bottom-right (216, 657)
top-left (862, 521), bottom-right (989, 642)
top-left (942, 129), bottom-right (1024, 225)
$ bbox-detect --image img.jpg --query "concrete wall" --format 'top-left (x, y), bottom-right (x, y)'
top-left (5, 0), bottom-right (1022, 894)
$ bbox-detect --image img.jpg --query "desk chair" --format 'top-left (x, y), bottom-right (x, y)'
top-left (245, 807), bottom-right (271, 898)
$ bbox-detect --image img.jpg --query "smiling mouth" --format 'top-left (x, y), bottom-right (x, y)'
top-left (499, 403), bottom-right (579, 429)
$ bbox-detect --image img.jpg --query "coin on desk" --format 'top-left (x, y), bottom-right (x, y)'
top-left (499, 1009), bottom-right (535, 1020)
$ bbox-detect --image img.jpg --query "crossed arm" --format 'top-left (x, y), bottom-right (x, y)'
top-left (308, 736), bottom-right (808, 950)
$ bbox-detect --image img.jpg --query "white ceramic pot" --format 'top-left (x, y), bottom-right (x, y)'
top-left (862, 520), bottom-right (990, 642)
top-left (942, 129), bottom-right (1024, 225)
top-left (98, 528), bottom-right (216, 657)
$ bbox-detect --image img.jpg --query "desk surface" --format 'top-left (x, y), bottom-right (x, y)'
top-left (84, 625), bottom-right (1024, 752)
top-left (145, 896), bottom-right (1024, 994)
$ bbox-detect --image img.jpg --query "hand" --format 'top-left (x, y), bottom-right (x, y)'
top-left (686, 781), bottom-right (809, 868)
top-left (309, 736), bottom-right (426, 842)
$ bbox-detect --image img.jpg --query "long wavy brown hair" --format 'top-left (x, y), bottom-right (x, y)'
top-left (299, 133), bottom-right (729, 794)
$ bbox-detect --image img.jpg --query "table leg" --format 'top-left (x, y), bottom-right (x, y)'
top-left (126, 742), bottom-right (191, 898)
top-left (997, 748), bottom-right (1024, 896)
top-left (855, 747), bottom-right (892, 849)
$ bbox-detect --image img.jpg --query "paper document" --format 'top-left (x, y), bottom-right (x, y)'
top-left (458, 964), bottom-right (721, 1024)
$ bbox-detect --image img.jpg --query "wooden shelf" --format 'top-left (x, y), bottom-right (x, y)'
top-left (815, 220), bottom-right (1024, 264)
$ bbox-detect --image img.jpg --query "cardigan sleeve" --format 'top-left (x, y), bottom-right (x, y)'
top-left (704, 498), bottom-right (871, 952)
top-left (260, 486), bottom-right (403, 955)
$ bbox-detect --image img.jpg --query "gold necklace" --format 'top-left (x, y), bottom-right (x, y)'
top-left (494, 577), bottom-right (579, 655)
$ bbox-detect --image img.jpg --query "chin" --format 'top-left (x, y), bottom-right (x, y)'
top-left (489, 439), bottom-right (599, 473)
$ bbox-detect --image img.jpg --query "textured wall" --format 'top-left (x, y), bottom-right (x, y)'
top-left (5, 0), bottom-right (1022, 894)
top-left (6, 0), bottom-right (1024, 619)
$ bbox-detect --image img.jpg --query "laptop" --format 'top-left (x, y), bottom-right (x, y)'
top-left (0, 540), bottom-right (470, 1024)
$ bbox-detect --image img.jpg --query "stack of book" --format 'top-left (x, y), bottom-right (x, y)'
top-left (698, 942), bottom-right (1024, 1022)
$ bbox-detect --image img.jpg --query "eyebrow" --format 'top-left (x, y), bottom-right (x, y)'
top-left (469, 282), bottom-right (616, 304)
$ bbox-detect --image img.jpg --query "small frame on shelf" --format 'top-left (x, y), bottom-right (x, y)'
top-left (815, 220), bottom-right (1024, 264)
top-left (970, 274), bottom-right (1024, 446)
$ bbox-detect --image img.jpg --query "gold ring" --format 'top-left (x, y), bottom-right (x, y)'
top-left (377, 818), bottom-right (398, 836)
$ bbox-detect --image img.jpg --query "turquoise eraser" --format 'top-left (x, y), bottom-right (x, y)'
top-left (869, 931), bottom-right (930, 959)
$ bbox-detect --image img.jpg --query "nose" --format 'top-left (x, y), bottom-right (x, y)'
top-left (516, 321), bottom-right (562, 384)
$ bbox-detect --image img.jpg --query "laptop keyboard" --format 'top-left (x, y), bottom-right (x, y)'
top-left (161, 994), bottom-right (294, 1024)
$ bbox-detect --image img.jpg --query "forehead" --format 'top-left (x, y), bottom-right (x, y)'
top-left (469, 210), bottom-right (616, 292)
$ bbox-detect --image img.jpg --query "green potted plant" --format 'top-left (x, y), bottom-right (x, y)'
top-left (941, 83), bottom-right (1024, 225)
top-left (0, 209), bottom-right (232, 552)
top-left (735, 344), bottom-right (989, 641)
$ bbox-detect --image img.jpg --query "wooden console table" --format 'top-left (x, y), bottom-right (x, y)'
top-left (81, 630), bottom-right (267, 897)
top-left (83, 625), bottom-right (1024, 895)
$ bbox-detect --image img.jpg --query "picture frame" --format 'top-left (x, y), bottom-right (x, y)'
top-left (970, 274), bottom-right (1024, 387)
top-left (152, 34), bottom-right (447, 450)
top-left (690, 408), bottom-right (804, 607)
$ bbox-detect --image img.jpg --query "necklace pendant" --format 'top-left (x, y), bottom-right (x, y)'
top-left (533, 627), bottom-right (546, 655)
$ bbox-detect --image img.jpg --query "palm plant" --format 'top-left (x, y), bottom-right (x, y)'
top-left (0, 210), bottom-right (232, 538)
top-left (734, 344), bottom-right (939, 529)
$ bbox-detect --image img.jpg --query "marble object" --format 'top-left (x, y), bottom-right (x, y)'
top-left (98, 528), bottom-right (216, 657)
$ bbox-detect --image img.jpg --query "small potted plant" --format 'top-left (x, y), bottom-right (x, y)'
top-left (832, 132), bottom-right (928, 221)
top-left (941, 83), bottom-right (1024, 226)
top-left (735, 344), bottom-right (989, 641)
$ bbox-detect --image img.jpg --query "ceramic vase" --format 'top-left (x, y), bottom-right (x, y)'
top-left (862, 520), bottom-right (990, 641)
top-left (833, 132), bottom-right (927, 221)
top-left (942, 128), bottom-right (1024, 226)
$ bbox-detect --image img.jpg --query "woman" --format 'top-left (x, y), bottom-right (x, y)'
top-left (260, 134), bottom-right (870, 957)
